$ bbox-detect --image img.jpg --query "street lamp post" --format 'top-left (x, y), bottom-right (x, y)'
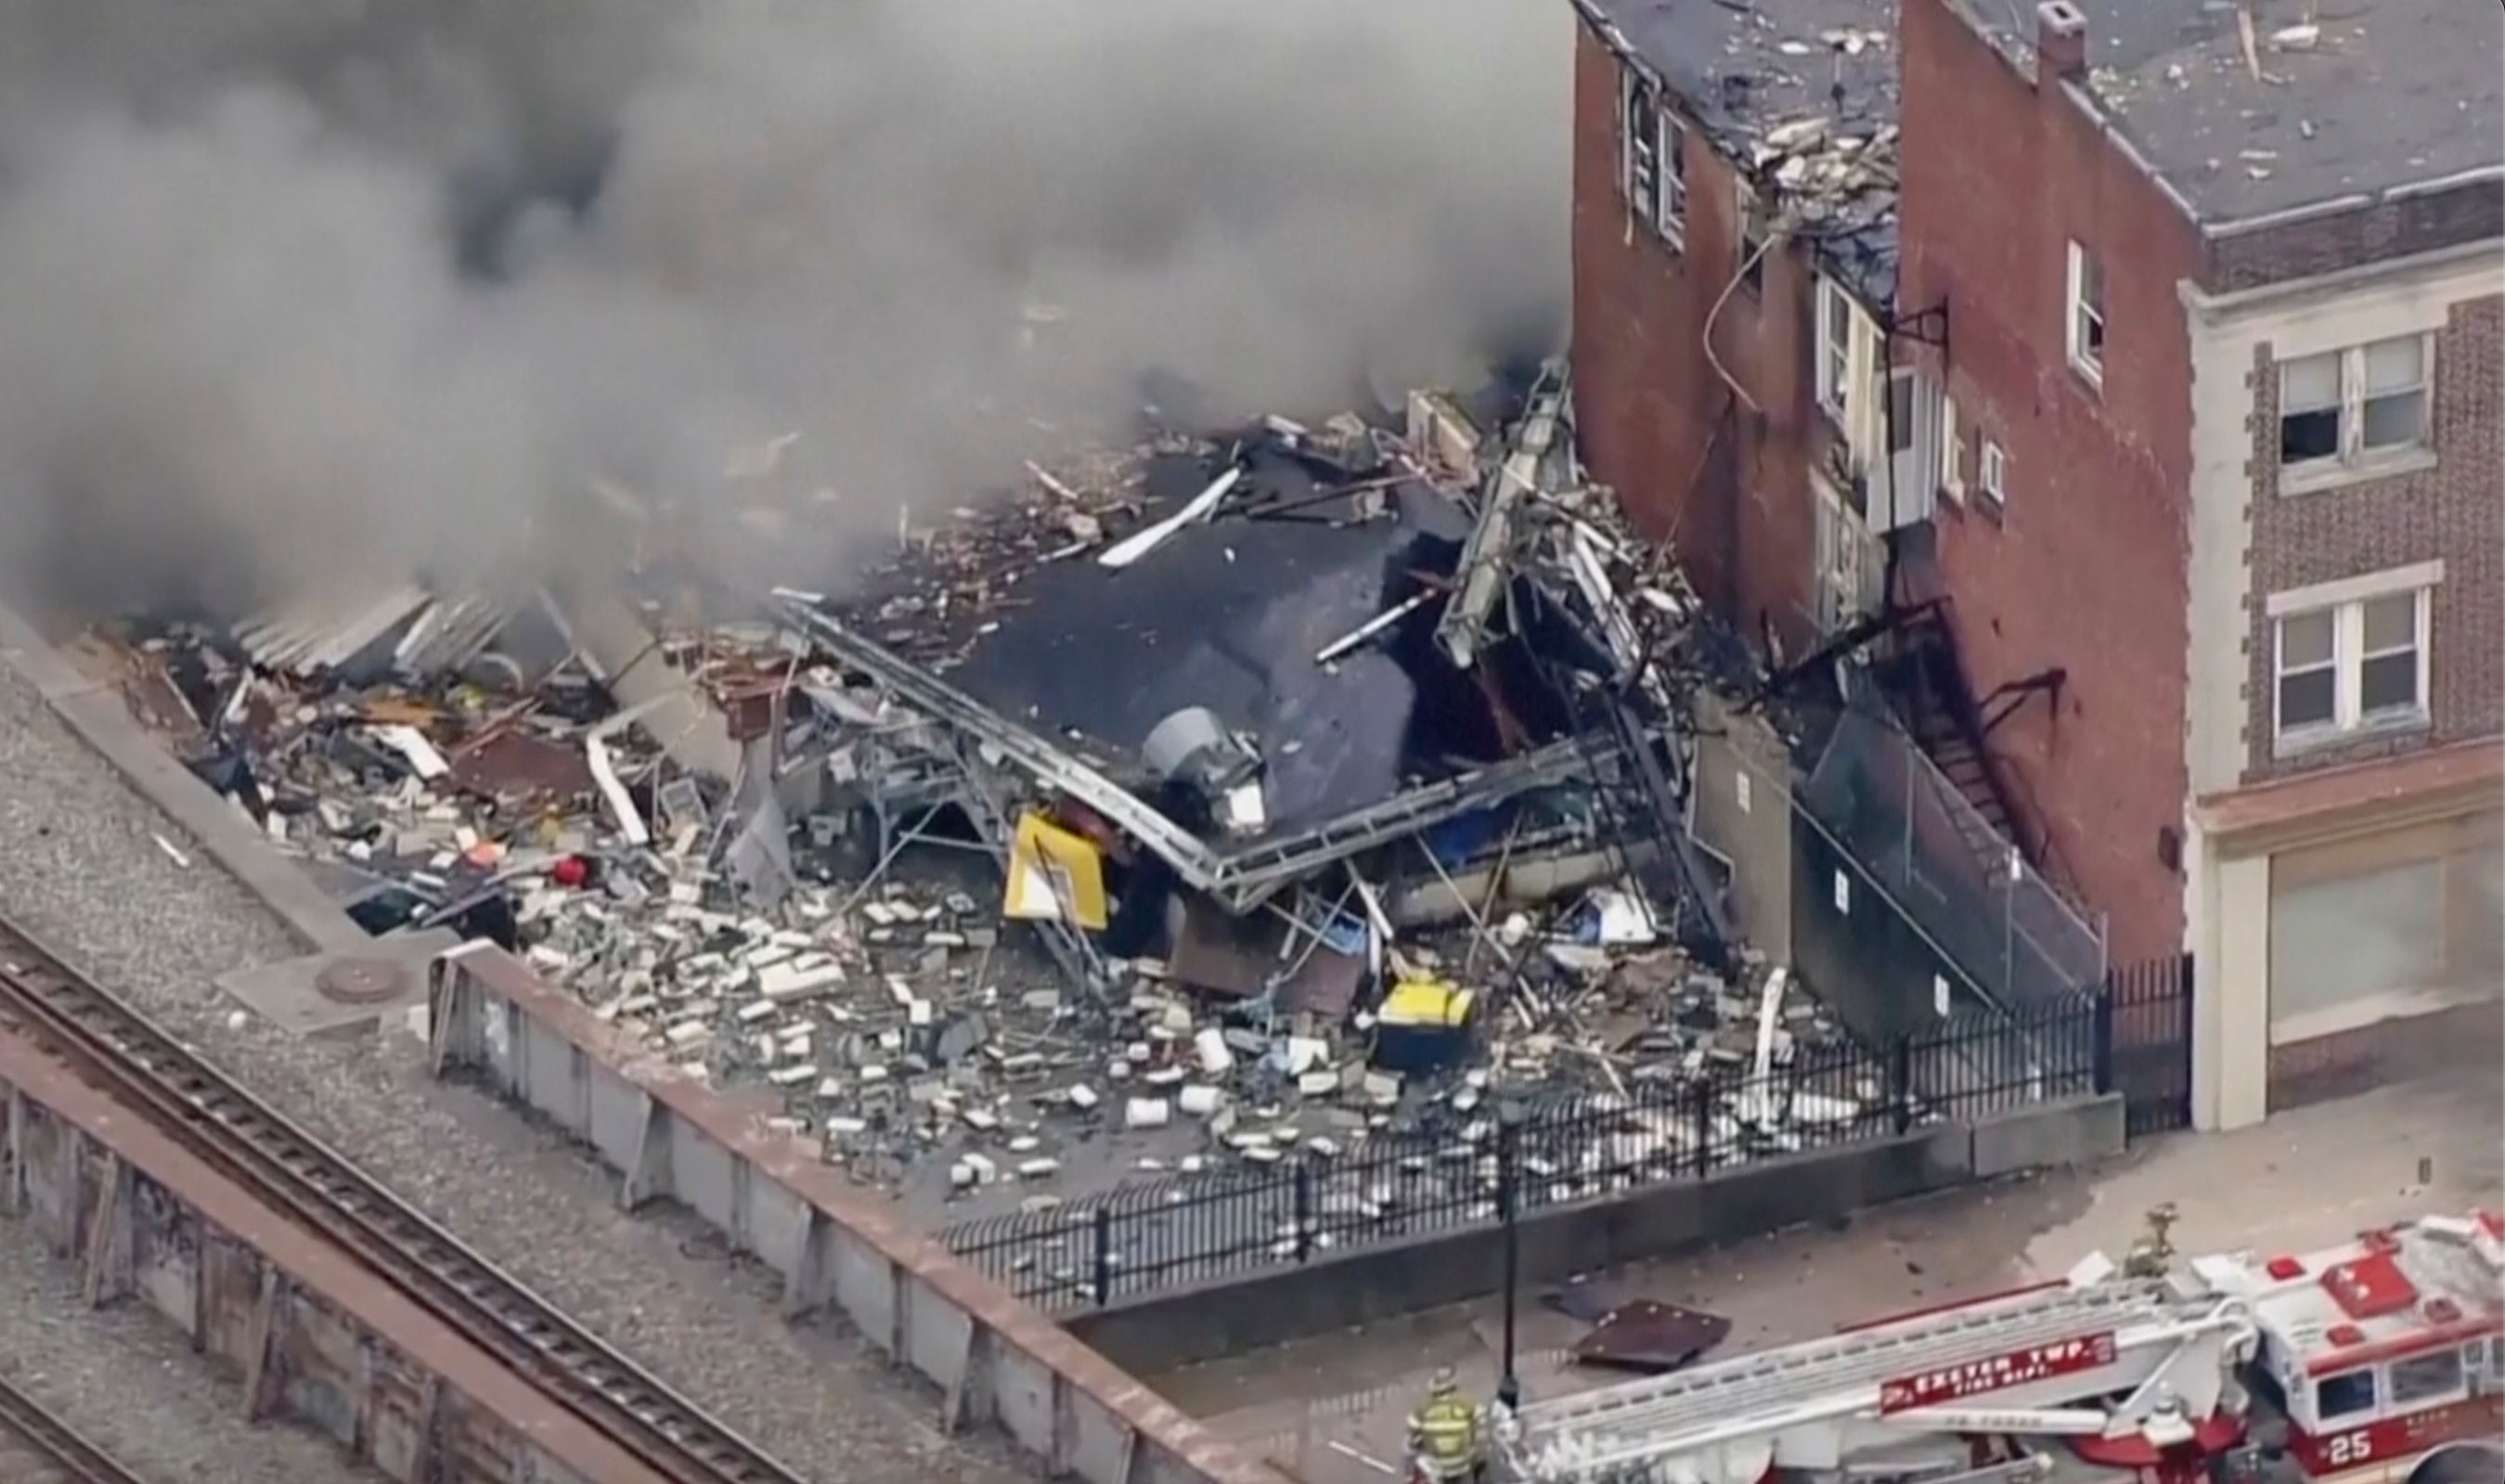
top-left (1496, 1095), bottom-right (1527, 1412)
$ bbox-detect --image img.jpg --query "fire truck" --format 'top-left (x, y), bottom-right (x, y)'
top-left (1489, 1210), bottom-right (2504, 1484)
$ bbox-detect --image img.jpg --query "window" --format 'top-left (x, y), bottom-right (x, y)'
top-left (2316, 1369), bottom-right (2377, 1422)
top-left (2271, 587), bottom-right (2432, 743)
top-left (1658, 114), bottom-right (1688, 243)
top-left (1621, 71), bottom-right (1659, 226)
top-left (1620, 71), bottom-right (1688, 247)
top-left (1814, 277), bottom-right (1853, 419)
top-left (2276, 609), bottom-right (2338, 731)
top-left (1887, 371), bottom-right (1916, 456)
top-left (1979, 438), bottom-right (2008, 510)
top-left (2066, 241), bottom-right (2106, 383)
top-left (2358, 591), bottom-right (2423, 716)
top-left (2389, 1349), bottom-right (2466, 1408)
top-left (1941, 396), bottom-right (1966, 498)
top-left (2278, 335), bottom-right (2434, 481)
top-left (1737, 182), bottom-right (1767, 296)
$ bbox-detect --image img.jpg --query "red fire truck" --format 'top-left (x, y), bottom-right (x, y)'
top-left (1488, 1210), bottom-right (2503, 1484)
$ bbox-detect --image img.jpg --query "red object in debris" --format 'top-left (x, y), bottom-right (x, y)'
top-left (551, 856), bottom-right (591, 888)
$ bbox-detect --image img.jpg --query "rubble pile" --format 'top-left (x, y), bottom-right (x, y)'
top-left (82, 365), bottom-right (1875, 1223)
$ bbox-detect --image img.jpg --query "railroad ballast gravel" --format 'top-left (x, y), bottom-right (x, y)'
top-left (0, 663), bottom-right (1024, 1484)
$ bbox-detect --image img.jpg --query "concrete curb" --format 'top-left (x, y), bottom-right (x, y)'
top-left (0, 600), bottom-right (368, 956)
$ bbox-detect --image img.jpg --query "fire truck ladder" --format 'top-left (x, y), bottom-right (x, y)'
top-left (1504, 1275), bottom-right (2257, 1484)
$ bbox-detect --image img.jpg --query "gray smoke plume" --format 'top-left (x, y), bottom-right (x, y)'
top-left (0, 0), bottom-right (1569, 619)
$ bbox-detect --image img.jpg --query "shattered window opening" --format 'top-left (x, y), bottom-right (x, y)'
top-left (1658, 112), bottom-right (1689, 245)
top-left (1621, 69), bottom-right (1661, 228)
top-left (2065, 240), bottom-right (2105, 386)
top-left (1814, 277), bottom-right (1853, 422)
top-left (1814, 478), bottom-right (1880, 635)
top-left (1736, 181), bottom-right (1768, 298)
top-left (2278, 335), bottom-right (2434, 483)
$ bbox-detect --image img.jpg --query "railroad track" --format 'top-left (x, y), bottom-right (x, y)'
top-left (0, 916), bottom-right (809, 1484)
top-left (0, 1372), bottom-right (150, 1484)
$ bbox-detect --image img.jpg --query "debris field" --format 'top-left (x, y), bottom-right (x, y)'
top-left (75, 366), bottom-right (1876, 1227)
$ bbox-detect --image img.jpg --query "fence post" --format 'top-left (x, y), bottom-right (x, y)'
top-left (1091, 1204), bottom-right (1113, 1308)
top-left (2002, 856), bottom-right (2018, 995)
top-left (1688, 1076), bottom-right (1716, 1178)
top-left (1293, 1161), bottom-right (1315, 1264)
top-left (2092, 984), bottom-right (2116, 1095)
top-left (1901, 735), bottom-right (1916, 884)
top-left (1888, 1033), bottom-right (1915, 1134)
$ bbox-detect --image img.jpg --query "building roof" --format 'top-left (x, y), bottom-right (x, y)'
top-left (1958, 0), bottom-right (2505, 227)
top-left (1570, 0), bottom-right (1902, 303)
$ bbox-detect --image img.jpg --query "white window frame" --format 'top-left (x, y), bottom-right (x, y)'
top-left (2065, 240), bottom-right (2105, 387)
top-left (1657, 112), bottom-right (1688, 246)
top-left (1814, 276), bottom-right (1853, 422)
top-left (2277, 334), bottom-right (2434, 489)
top-left (1941, 394), bottom-right (1966, 500)
top-left (2266, 579), bottom-right (2434, 749)
top-left (1619, 69), bottom-right (1660, 228)
top-left (1979, 438), bottom-right (2008, 510)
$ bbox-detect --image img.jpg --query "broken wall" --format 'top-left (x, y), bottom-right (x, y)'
top-left (1567, 23), bottom-right (1827, 660)
top-left (1689, 690), bottom-right (1790, 965)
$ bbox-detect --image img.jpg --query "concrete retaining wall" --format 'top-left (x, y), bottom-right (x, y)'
top-left (1065, 1096), bottom-right (2126, 1373)
top-left (428, 942), bottom-right (1292, 1484)
top-left (0, 1031), bottom-right (669, 1484)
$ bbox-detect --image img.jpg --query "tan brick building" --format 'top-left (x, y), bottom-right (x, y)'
top-left (1570, 0), bottom-right (2502, 1129)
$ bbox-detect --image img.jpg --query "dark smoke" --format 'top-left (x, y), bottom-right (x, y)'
top-left (0, 0), bottom-right (1569, 617)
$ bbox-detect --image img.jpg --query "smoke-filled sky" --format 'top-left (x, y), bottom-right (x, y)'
top-left (0, 0), bottom-right (1569, 618)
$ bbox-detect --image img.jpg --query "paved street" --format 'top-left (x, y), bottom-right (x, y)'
top-left (1152, 1064), bottom-right (2505, 1483)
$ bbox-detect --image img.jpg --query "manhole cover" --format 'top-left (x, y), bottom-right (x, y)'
top-left (316, 958), bottom-right (410, 1005)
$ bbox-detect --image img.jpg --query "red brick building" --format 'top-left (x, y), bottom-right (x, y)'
top-left (1892, 0), bottom-right (2502, 1127)
top-left (1570, 0), bottom-right (2503, 1128)
top-left (1568, 0), bottom-right (1907, 666)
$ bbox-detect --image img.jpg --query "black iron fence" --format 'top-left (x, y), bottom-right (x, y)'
top-left (2107, 952), bottom-right (2195, 1136)
top-left (943, 990), bottom-right (2122, 1310)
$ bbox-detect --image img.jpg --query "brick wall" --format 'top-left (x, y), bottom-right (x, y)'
top-left (2205, 186), bottom-right (2505, 295)
top-left (1896, 0), bottom-right (2206, 964)
top-left (2240, 295), bottom-right (2505, 781)
top-left (1568, 21), bottom-right (1827, 661)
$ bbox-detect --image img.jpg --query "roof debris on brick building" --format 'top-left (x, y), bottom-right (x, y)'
top-left (1949, 0), bottom-right (2500, 226)
top-left (1570, 0), bottom-right (1902, 303)
top-left (75, 370), bottom-right (1884, 1220)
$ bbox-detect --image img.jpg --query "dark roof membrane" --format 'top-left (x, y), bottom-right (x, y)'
top-left (947, 439), bottom-right (1491, 833)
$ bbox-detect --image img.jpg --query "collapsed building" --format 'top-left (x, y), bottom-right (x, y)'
top-left (79, 368), bottom-right (1872, 1226)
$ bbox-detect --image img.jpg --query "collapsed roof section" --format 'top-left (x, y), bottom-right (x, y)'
top-left (765, 366), bottom-right (1738, 974)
